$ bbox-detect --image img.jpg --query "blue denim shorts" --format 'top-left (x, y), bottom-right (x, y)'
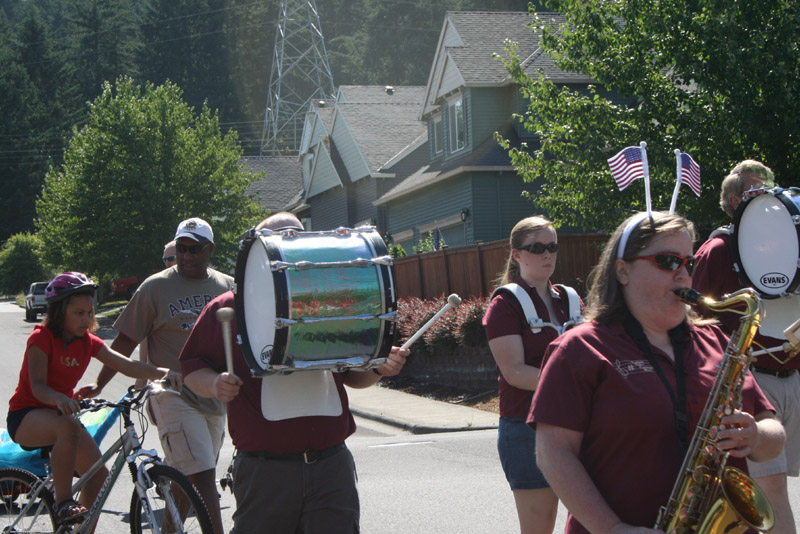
top-left (497, 416), bottom-right (549, 490)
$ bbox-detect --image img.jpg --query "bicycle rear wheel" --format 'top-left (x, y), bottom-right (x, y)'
top-left (129, 464), bottom-right (212, 534)
top-left (0, 468), bottom-right (56, 534)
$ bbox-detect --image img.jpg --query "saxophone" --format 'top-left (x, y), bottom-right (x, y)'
top-left (655, 288), bottom-right (774, 534)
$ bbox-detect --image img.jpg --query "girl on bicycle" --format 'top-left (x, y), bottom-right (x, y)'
top-left (6, 272), bottom-right (181, 524)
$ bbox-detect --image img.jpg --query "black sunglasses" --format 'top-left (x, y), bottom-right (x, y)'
top-left (162, 255), bottom-right (176, 264)
top-left (624, 253), bottom-right (696, 276)
top-left (176, 243), bottom-right (209, 255)
top-left (517, 242), bottom-right (559, 255)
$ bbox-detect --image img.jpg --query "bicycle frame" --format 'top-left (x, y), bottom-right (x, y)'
top-left (71, 412), bottom-right (160, 533)
top-left (5, 385), bottom-right (181, 533)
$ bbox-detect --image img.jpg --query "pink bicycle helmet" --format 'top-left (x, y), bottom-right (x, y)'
top-left (45, 272), bottom-right (98, 303)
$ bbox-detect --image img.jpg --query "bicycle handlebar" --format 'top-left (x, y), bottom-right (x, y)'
top-left (77, 380), bottom-right (175, 413)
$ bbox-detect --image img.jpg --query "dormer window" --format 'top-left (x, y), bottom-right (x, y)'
top-left (447, 96), bottom-right (465, 152)
top-left (432, 115), bottom-right (443, 155)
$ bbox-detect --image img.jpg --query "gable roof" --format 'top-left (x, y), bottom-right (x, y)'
top-left (335, 85), bottom-right (428, 175)
top-left (422, 11), bottom-right (593, 117)
top-left (242, 156), bottom-right (303, 212)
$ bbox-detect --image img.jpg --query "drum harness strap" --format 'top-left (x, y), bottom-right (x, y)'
top-left (707, 225), bottom-right (732, 240)
top-left (491, 283), bottom-right (583, 335)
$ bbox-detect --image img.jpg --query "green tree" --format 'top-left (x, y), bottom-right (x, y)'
top-left (499, 1), bottom-right (800, 235)
top-left (36, 76), bottom-right (266, 280)
top-left (0, 5), bottom-right (78, 243)
top-left (65, 0), bottom-right (141, 104)
top-left (0, 233), bottom-right (50, 295)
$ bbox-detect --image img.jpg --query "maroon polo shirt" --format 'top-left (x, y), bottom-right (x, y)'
top-left (693, 234), bottom-right (798, 370)
top-left (529, 320), bottom-right (773, 533)
top-left (179, 291), bottom-right (356, 453)
top-left (483, 278), bottom-right (578, 418)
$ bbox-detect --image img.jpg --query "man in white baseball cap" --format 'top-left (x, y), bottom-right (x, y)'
top-left (86, 216), bottom-right (233, 533)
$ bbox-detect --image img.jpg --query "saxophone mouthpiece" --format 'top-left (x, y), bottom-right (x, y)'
top-left (673, 287), bottom-right (702, 304)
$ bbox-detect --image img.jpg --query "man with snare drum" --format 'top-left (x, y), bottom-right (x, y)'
top-left (179, 212), bottom-right (409, 534)
top-left (693, 159), bottom-right (798, 533)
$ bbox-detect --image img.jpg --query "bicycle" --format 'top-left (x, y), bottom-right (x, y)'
top-left (0, 382), bottom-right (213, 533)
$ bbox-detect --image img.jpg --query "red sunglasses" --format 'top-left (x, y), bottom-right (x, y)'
top-left (623, 253), bottom-right (696, 276)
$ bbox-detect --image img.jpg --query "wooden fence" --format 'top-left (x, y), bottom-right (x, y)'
top-left (393, 234), bottom-right (608, 300)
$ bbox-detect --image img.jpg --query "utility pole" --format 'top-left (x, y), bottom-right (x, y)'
top-left (260, 0), bottom-right (335, 155)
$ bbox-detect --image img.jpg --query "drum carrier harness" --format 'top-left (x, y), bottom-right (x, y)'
top-left (492, 283), bottom-right (583, 335)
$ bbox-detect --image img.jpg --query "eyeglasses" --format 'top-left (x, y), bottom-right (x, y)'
top-left (623, 253), bottom-right (696, 276)
top-left (162, 255), bottom-right (176, 264)
top-left (517, 242), bottom-right (559, 255)
top-left (176, 243), bottom-right (209, 255)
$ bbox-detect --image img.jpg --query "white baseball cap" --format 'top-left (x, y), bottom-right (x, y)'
top-left (174, 217), bottom-right (214, 244)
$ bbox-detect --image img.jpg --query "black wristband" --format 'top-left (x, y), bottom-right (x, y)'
top-left (372, 368), bottom-right (383, 377)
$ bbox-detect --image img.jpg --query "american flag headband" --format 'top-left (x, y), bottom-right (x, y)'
top-left (607, 142), bottom-right (702, 259)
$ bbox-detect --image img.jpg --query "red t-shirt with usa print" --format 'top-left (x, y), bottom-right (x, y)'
top-left (9, 325), bottom-right (105, 411)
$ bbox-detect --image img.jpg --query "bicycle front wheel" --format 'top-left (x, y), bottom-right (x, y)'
top-left (129, 464), bottom-right (213, 534)
top-left (0, 467), bottom-right (56, 534)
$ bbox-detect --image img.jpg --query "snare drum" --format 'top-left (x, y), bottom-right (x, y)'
top-left (234, 226), bottom-right (397, 375)
top-left (732, 187), bottom-right (800, 298)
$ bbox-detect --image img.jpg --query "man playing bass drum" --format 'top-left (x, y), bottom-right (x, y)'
top-left (693, 160), bottom-right (798, 533)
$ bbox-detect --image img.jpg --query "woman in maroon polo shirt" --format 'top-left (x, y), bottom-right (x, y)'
top-left (529, 212), bottom-right (785, 533)
top-left (483, 215), bottom-right (581, 534)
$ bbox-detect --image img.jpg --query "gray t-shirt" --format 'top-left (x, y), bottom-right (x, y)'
top-left (114, 266), bottom-right (233, 415)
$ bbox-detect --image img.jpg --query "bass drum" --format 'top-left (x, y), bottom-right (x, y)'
top-left (234, 226), bottom-right (397, 375)
top-left (732, 187), bottom-right (800, 299)
top-left (732, 187), bottom-right (800, 348)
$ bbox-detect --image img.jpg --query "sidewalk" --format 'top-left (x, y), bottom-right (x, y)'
top-left (348, 385), bottom-right (499, 434)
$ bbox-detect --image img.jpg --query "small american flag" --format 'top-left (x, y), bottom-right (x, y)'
top-left (607, 146), bottom-right (644, 190)
top-left (433, 227), bottom-right (440, 251)
top-left (679, 153), bottom-right (701, 196)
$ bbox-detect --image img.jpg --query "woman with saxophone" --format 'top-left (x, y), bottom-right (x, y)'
top-left (529, 212), bottom-right (785, 533)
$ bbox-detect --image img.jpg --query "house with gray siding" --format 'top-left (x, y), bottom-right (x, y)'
top-left (375, 11), bottom-right (594, 254)
top-left (290, 85), bottom-right (428, 235)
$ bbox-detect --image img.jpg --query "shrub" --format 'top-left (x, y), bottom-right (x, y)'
top-left (0, 233), bottom-right (51, 295)
top-left (422, 297), bottom-right (459, 353)
top-left (396, 295), bottom-right (490, 354)
top-left (456, 296), bottom-right (489, 347)
top-left (396, 297), bottom-right (438, 354)
top-left (388, 243), bottom-right (407, 258)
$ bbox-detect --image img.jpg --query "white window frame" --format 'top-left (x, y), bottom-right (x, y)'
top-left (447, 96), bottom-right (466, 153)
top-left (432, 115), bottom-right (443, 155)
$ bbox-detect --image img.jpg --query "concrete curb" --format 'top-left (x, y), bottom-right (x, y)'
top-left (350, 406), bottom-right (498, 434)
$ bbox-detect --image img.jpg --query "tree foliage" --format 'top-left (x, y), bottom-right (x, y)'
top-left (499, 1), bottom-right (800, 236)
top-left (0, 233), bottom-right (50, 295)
top-left (0, 4), bottom-right (73, 243)
top-left (36, 77), bottom-right (266, 279)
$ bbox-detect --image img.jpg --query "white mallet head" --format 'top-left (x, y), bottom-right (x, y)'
top-left (216, 307), bottom-right (235, 323)
top-left (447, 294), bottom-right (462, 307)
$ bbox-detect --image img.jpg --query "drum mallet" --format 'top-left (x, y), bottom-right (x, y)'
top-left (400, 293), bottom-right (462, 350)
top-left (216, 307), bottom-right (236, 375)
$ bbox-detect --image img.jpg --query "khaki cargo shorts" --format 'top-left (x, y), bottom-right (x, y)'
top-left (147, 391), bottom-right (225, 476)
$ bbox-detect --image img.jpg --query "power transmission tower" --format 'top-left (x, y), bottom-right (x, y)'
top-left (260, 0), bottom-right (335, 155)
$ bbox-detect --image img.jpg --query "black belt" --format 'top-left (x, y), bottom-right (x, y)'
top-left (751, 366), bottom-right (798, 378)
top-left (239, 443), bottom-right (346, 464)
